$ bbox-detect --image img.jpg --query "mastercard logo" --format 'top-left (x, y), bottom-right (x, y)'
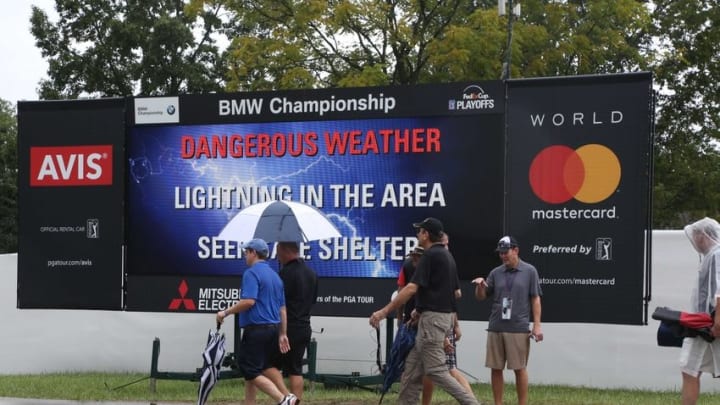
top-left (529, 144), bottom-right (621, 204)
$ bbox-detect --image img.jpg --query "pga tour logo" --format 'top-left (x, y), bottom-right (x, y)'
top-left (595, 237), bottom-right (612, 261)
top-left (87, 219), bottom-right (99, 239)
top-left (30, 145), bottom-right (113, 187)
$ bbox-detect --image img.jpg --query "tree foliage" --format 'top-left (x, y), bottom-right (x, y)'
top-left (0, 100), bottom-right (17, 253)
top-left (31, 0), bottom-right (227, 98)
top-left (202, 0), bottom-right (477, 90)
top-left (650, 0), bottom-right (720, 228)
top-left (199, 0), bottom-right (651, 90)
top-left (29, 0), bottom-right (655, 92)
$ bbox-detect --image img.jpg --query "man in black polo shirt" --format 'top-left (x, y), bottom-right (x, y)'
top-left (276, 241), bottom-right (318, 402)
top-left (370, 218), bottom-right (479, 405)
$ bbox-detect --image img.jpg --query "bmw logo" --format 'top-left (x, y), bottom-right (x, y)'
top-left (166, 105), bottom-right (176, 115)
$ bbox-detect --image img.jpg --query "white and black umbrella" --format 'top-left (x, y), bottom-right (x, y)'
top-left (218, 200), bottom-right (341, 243)
top-left (197, 326), bottom-right (226, 405)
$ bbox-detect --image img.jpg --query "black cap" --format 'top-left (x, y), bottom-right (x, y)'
top-left (495, 235), bottom-right (518, 252)
top-left (413, 217), bottom-right (443, 236)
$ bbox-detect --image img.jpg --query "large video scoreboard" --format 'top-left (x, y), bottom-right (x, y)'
top-left (17, 73), bottom-right (654, 324)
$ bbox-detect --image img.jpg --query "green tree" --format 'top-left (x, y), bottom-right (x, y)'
top-left (206, 0), bottom-right (651, 89)
top-left (31, 0), bottom-right (654, 93)
top-left (207, 0), bottom-right (479, 90)
top-left (31, 0), bottom-right (227, 98)
top-left (650, 0), bottom-right (720, 228)
top-left (0, 100), bottom-right (18, 253)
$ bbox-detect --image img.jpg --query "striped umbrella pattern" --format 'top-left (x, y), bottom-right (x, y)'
top-left (218, 200), bottom-right (341, 243)
top-left (197, 327), bottom-right (226, 405)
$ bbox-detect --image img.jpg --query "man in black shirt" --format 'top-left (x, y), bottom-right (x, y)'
top-left (277, 241), bottom-right (318, 402)
top-left (370, 218), bottom-right (478, 405)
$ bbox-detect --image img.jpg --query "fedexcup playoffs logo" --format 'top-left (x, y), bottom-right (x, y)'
top-left (529, 144), bottom-right (621, 204)
top-left (448, 84), bottom-right (495, 111)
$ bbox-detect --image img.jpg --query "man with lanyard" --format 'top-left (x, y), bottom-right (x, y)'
top-left (473, 236), bottom-right (543, 405)
top-left (216, 238), bottom-right (298, 405)
top-left (370, 217), bottom-right (479, 405)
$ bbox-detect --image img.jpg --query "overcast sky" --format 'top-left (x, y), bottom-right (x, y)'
top-left (1, 1), bottom-right (56, 104)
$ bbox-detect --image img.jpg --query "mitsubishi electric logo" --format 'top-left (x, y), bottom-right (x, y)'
top-left (168, 280), bottom-right (197, 310)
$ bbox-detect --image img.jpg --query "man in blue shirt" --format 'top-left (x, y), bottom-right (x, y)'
top-left (216, 238), bottom-right (297, 405)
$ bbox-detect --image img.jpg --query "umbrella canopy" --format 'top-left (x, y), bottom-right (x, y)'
top-left (652, 306), bottom-right (714, 347)
top-left (197, 327), bottom-right (226, 405)
top-left (218, 200), bottom-right (341, 243)
top-left (378, 323), bottom-right (417, 404)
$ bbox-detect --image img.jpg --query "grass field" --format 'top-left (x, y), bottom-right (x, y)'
top-left (0, 372), bottom-right (718, 404)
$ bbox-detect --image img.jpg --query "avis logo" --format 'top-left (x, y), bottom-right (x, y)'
top-left (529, 144), bottom-right (621, 204)
top-left (169, 280), bottom-right (196, 310)
top-left (30, 145), bottom-right (113, 186)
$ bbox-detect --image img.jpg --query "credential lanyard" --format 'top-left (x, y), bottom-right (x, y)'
top-left (504, 269), bottom-right (517, 297)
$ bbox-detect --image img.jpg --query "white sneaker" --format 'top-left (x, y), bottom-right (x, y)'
top-left (278, 393), bottom-right (298, 405)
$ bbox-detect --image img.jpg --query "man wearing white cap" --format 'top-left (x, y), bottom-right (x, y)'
top-left (473, 235), bottom-right (543, 405)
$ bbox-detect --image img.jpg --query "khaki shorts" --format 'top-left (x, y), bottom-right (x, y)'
top-left (485, 331), bottom-right (530, 370)
top-left (680, 337), bottom-right (720, 377)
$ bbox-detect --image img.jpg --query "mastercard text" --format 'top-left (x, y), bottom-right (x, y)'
top-left (531, 206), bottom-right (617, 220)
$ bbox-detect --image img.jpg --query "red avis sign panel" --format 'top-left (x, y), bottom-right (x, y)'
top-left (30, 145), bottom-right (113, 186)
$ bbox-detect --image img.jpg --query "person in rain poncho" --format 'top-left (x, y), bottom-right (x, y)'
top-left (680, 217), bottom-right (720, 405)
